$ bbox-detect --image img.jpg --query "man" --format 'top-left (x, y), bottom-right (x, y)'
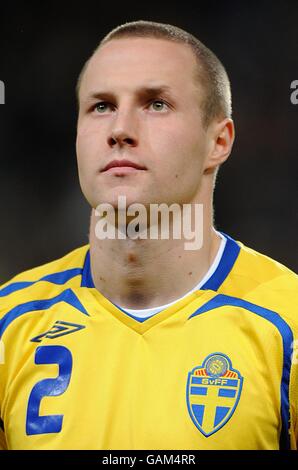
top-left (0, 20), bottom-right (297, 450)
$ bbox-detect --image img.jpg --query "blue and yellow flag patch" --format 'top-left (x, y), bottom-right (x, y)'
top-left (186, 353), bottom-right (243, 437)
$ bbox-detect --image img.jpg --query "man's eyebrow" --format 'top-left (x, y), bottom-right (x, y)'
top-left (136, 85), bottom-right (174, 98)
top-left (84, 85), bottom-right (174, 102)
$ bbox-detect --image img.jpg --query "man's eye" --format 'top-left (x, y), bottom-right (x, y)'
top-left (149, 100), bottom-right (168, 112)
top-left (94, 102), bottom-right (113, 113)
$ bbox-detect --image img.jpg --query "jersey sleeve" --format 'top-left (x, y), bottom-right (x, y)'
top-left (289, 337), bottom-right (298, 449)
top-left (0, 306), bottom-right (7, 450)
top-left (0, 363), bottom-right (6, 449)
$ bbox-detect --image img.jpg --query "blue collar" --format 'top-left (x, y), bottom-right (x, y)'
top-left (81, 231), bottom-right (241, 292)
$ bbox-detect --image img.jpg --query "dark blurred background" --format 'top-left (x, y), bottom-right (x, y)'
top-left (0, 1), bottom-right (297, 282)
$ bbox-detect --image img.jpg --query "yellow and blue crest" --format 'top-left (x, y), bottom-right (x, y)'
top-left (186, 353), bottom-right (243, 437)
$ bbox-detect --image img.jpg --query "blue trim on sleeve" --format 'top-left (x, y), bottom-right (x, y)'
top-left (0, 268), bottom-right (82, 297)
top-left (188, 293), bottom-right (293, 450)
top-left (201, 232), bottom-right (240, 291)
top-left (0, 288), bottom-right (89, 338)
top-left (81, 251), bottom-right (95, 288)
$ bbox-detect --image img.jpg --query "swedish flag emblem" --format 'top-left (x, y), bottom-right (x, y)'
top-left (186, 353), bottom-right (243, 437)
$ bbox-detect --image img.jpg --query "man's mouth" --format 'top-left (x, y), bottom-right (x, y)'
top-left (101, 159), bottom-right (147, 172)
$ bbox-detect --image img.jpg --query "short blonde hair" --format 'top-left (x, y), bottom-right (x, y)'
top-left (76, 20), bottom-right (232, 128)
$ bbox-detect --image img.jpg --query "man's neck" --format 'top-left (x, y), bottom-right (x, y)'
top-left (88, 200), bottom-right (221, 310)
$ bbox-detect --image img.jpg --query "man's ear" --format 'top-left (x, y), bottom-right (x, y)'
top-left (203, 118), bottom-right (235, 174)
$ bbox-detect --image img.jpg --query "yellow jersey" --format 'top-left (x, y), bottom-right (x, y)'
top-left (0, 232), bottom-right (298, 450)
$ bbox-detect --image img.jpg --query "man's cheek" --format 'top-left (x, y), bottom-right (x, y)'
top-left (77, 137), bottom-right (99, 165)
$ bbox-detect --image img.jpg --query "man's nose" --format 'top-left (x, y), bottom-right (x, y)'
top-left (107, 110), bottom-right (138, 148)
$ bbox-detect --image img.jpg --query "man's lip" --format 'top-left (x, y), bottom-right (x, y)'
top-left (101, 159), bottom-right (147, 172)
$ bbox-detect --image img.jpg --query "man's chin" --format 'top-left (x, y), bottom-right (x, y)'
top-left (93, 194), bottom-right (153, 211)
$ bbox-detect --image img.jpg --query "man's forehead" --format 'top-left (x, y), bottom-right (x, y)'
top-left (81, 38), bottom-right (198, 96)
top-left (93, 37), bottom-right (196, 63)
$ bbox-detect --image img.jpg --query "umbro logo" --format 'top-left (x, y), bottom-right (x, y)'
top-left (30, 320), bottom-right (85, 343)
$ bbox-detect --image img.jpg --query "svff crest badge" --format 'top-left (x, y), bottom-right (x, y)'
top-left (186, 353), bottom-right (243, 437)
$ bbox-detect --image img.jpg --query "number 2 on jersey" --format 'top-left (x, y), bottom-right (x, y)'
top-left (26, 345), bottom-right (73, 435)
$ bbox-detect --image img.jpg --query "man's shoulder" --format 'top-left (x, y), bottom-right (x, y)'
top-left (223, 237), bottom-right (298, 329)
top-left (0, 245), bottom-right (90, 317)
top-left (235, 239), bottom-right (298, 287)
top-left (1, 245), bottom-right (89, 286)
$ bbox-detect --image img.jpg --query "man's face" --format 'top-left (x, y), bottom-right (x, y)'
top-left (76, 37), bottom-right (211, 210)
